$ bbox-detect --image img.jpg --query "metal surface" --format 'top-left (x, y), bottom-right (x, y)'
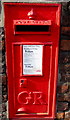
top-left (4, 3), bottom-right (61, 120)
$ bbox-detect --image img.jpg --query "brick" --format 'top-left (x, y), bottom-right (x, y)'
top-left (57, 82), bottom-right (68, 93)
top-left (2, 35), bottom-right (5, 41)
top-left (62, 27), bottom-right (70, 33)
top-left (69, 82), bottom-right (70, 89)
top-left (57, 102), bottom-right (68, 111)
top-left (64, 92), bottom-right (70, 102)
top-left (61, 35), bottom-right (70, 41)
top-left (2, 95), bottom-right (7, 102)
top-left (60, 40), bottom-right (70, 51)
top-left (0, 75), bottom-right (2, 80)
top-left (61, 83), bottom-right (69, 93)
top-left (0, 61), bottom-right (6, 74)
top-left (2, 55), bottom-right (5, 62)
top-left (0, 95), bottom-right (2, 104)
top-left (1, 75), bottom-right (7, 85)
top-left (64, 64), bottom-right (70, 70)
top-left (0, 27), bottom-right (4, 35)
top-left (0, 40), bottom-right (2, 51)
top-left (64, 64), bottom-right (70, 68)
top-left (59, 52), bottom-right (70, 64)
top-left (0, 83), bottom-right (2, 89)
top-left (61, 15), bottom-right (70, 26)
top-left (0, 38), bottom-right (5, 52)
top-left (0, 36), bottom-right (2, 41)
top-left (57, 94), bottom-right (64, 101)
top-left (2, 86), bottom-right (7, 93)
top-left (0, 34), bottom-right (4, 41)
top-left (64, 118), bottom-right (70, 120)
top-left (2, 111), bottom-right (7, 119)
top-left (2, 103), bottom-right (6, 112)
top-left (0, 67), bottom-right (3, 74)
top-left (2, 39), bottom-right (5, 50)
top-left (61, 56), bottom-right (70, 64)
top-left (65, 110), bottom-right (70, 118)
top-left (0, 103), bottom-right (2, 113)
top-left (0, 53), bottom-right (2, 62)
top-left (56, 112), bottom-right (65, 119)
top-left (61, 74), bottom-right (70, 82)
top-left (59, 64), bottom-right (70, 74)
top-left (61, 3), bottom-right (70, 26)
top-left (61, 27), bottom-right (70, 36)
top-left (57, 92), bottom-right (70, 102)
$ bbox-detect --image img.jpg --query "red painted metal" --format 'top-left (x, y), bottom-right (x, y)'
top-left (4, 3), bottom-right (61, 120)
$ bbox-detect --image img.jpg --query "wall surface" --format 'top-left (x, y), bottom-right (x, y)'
top-left (0, 1), bottom-right (70, 120)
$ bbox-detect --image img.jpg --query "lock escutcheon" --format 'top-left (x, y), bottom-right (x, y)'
top-left (20, 79), bottom-right (27, 88)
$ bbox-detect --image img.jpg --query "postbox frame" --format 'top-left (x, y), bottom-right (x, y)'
top-left (4, 3), bottom-right (61, 120)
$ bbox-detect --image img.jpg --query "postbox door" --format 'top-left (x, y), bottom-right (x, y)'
top-left (12, 42), bottom-right (54, 117)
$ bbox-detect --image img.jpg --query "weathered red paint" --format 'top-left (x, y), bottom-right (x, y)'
top-left (4, 3), bottom-right (61, 120)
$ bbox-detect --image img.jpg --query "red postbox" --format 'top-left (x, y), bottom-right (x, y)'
top-left (4, 3), bottom-right (61, 120)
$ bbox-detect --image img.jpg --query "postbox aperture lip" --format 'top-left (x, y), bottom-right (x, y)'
top-left (13, 20), bottom-right (51, 35)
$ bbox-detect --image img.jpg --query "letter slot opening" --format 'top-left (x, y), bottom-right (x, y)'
top-left (15, 25), bottom-right (50, 32)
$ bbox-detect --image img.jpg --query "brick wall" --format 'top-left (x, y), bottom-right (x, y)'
top-left (56, 2), bottom-right (70, 120)
top-left (0, 27), bottom-right (7, 119)
top-left (0, 2), bottom-right (70, 120)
